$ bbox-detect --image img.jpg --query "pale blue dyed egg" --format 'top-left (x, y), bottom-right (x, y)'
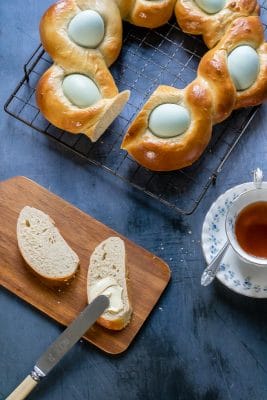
top-left (227, 45), bottom-right (259, 91)
top-left (68, 10), bottom-right (105, 48)
top-left (195, 0), bottom-right (225, 14)
top-left (62, 74), bottom-right (101, 108)
top-left (149, 104), bottom-right (191, 138)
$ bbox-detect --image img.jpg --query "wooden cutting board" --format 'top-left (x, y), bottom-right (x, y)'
top-left (0, 176), bottom-right (171, 354)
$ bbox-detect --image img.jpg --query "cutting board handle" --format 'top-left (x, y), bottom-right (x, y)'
top-left (6, 375), bottom-right (38, 400)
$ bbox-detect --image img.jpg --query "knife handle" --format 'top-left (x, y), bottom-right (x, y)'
top-left (6, 375), bottom-right (38, 400)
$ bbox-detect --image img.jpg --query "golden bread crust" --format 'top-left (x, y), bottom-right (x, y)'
top-left (122, 16), bottom-right (267, 171)
top-left (114, 0), bottom-right (175, 28)
top-left (97, 309), bottom-right (132, 330)
top-left (21, 258), bottom-right (79, 287)
top-left (175, 0), bottom-right (259, 48)
top-left (40, 0), bottom-right (123, 67)
top-left (113, 0), bottom-right (135, 18)
top-left (122, 85), bottom-right (213, 171)
top-left (37, 0), bottom-right (267, 168)
top-left (130, 0), bottom-right (176, 28)
top-left (197, 49), bottom-right (236, 124)
top-left (220, 16), bottom-right (267, 109)
top-left (37, 0), bottom-right (130, 141)
top-left (198, 16), bottom-right (267, 114)
top-left (36, 60), bottom-right (130, 142)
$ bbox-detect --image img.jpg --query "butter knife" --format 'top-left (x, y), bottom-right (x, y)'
top-left (6, 295), bottom-right (109, 400)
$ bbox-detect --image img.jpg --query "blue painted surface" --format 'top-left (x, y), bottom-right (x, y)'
top-left (0, 1), bottom-right (267, 399)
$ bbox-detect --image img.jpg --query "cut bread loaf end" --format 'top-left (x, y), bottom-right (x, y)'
top-left (87, 237), bottom-right (132, 330)
top-left (17, 206), bottom-right (79, 283)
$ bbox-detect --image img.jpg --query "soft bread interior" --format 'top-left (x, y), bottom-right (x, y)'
top-left (17, 206), bottom-right (79, 281)
top-left (87, 90), bottom-right (130, 142)
top-left (87, 236), bottom-right (132, 330)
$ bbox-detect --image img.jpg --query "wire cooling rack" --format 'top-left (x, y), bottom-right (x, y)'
top-left (4, 9), bottom-right (267, 214)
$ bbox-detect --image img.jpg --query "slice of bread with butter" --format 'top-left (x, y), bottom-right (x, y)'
top-left (87, 236), bottom-right (132, 330)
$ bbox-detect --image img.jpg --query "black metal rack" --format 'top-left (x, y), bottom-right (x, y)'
top-left (4, 10), bottom-right (267, 214)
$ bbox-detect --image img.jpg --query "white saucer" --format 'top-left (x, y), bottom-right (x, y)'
top-left (202, 181), bottom-right (267, 298)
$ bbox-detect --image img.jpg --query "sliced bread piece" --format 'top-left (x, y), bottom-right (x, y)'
top-left (17, 206), bottom-right (79, 282)
top-left (87, 236), bottom-right (132, 330)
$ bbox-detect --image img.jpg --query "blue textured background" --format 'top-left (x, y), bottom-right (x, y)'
top-left (0, 1), bottom-right (267, 399)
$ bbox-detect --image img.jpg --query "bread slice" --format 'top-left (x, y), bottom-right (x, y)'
top-left (17, 206), bottom-right (79, 283)
top-left (87, 237), bottom-right (132, 330)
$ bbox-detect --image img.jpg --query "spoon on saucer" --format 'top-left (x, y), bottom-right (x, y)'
top-left (201, 241), bottom-right (229, 286)
top-left (201, 168), bottom-right (264, 286)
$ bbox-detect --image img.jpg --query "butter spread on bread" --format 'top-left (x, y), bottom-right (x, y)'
top-left (87, 237), bottom-right (132, 330)
top-left (90, 277), bottom-right (124, 314)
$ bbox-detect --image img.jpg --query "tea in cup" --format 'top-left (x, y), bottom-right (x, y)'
top-left (225, 183), bottom-right (267, 267)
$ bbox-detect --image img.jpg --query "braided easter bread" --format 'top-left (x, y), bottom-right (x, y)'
top-left (175, 0), bottom-right (260, 48)
top-left (36, 0), bottom-right (267, 158)
top-left (122, 16), bottom-right (267, 171)
top-left (114, 0), bottom-right (176, 28)
top-left (36, 0), bottom-right (130, 142)
top-left (40, 0), bottom-right (122, 67)
top-left (36, 58), bottom-right (129, 142)
top-left (122, 84), bottom-right (213, 172)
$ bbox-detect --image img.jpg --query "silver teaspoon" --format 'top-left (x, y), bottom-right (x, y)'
top-left (201, 241), bottom-right (229, 286)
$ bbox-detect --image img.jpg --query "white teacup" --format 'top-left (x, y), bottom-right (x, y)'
top-left (225, 172), bottom-right (267, 267)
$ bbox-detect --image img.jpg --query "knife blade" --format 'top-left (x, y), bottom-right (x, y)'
top-left (6, 295), bottom-right (109, 400)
